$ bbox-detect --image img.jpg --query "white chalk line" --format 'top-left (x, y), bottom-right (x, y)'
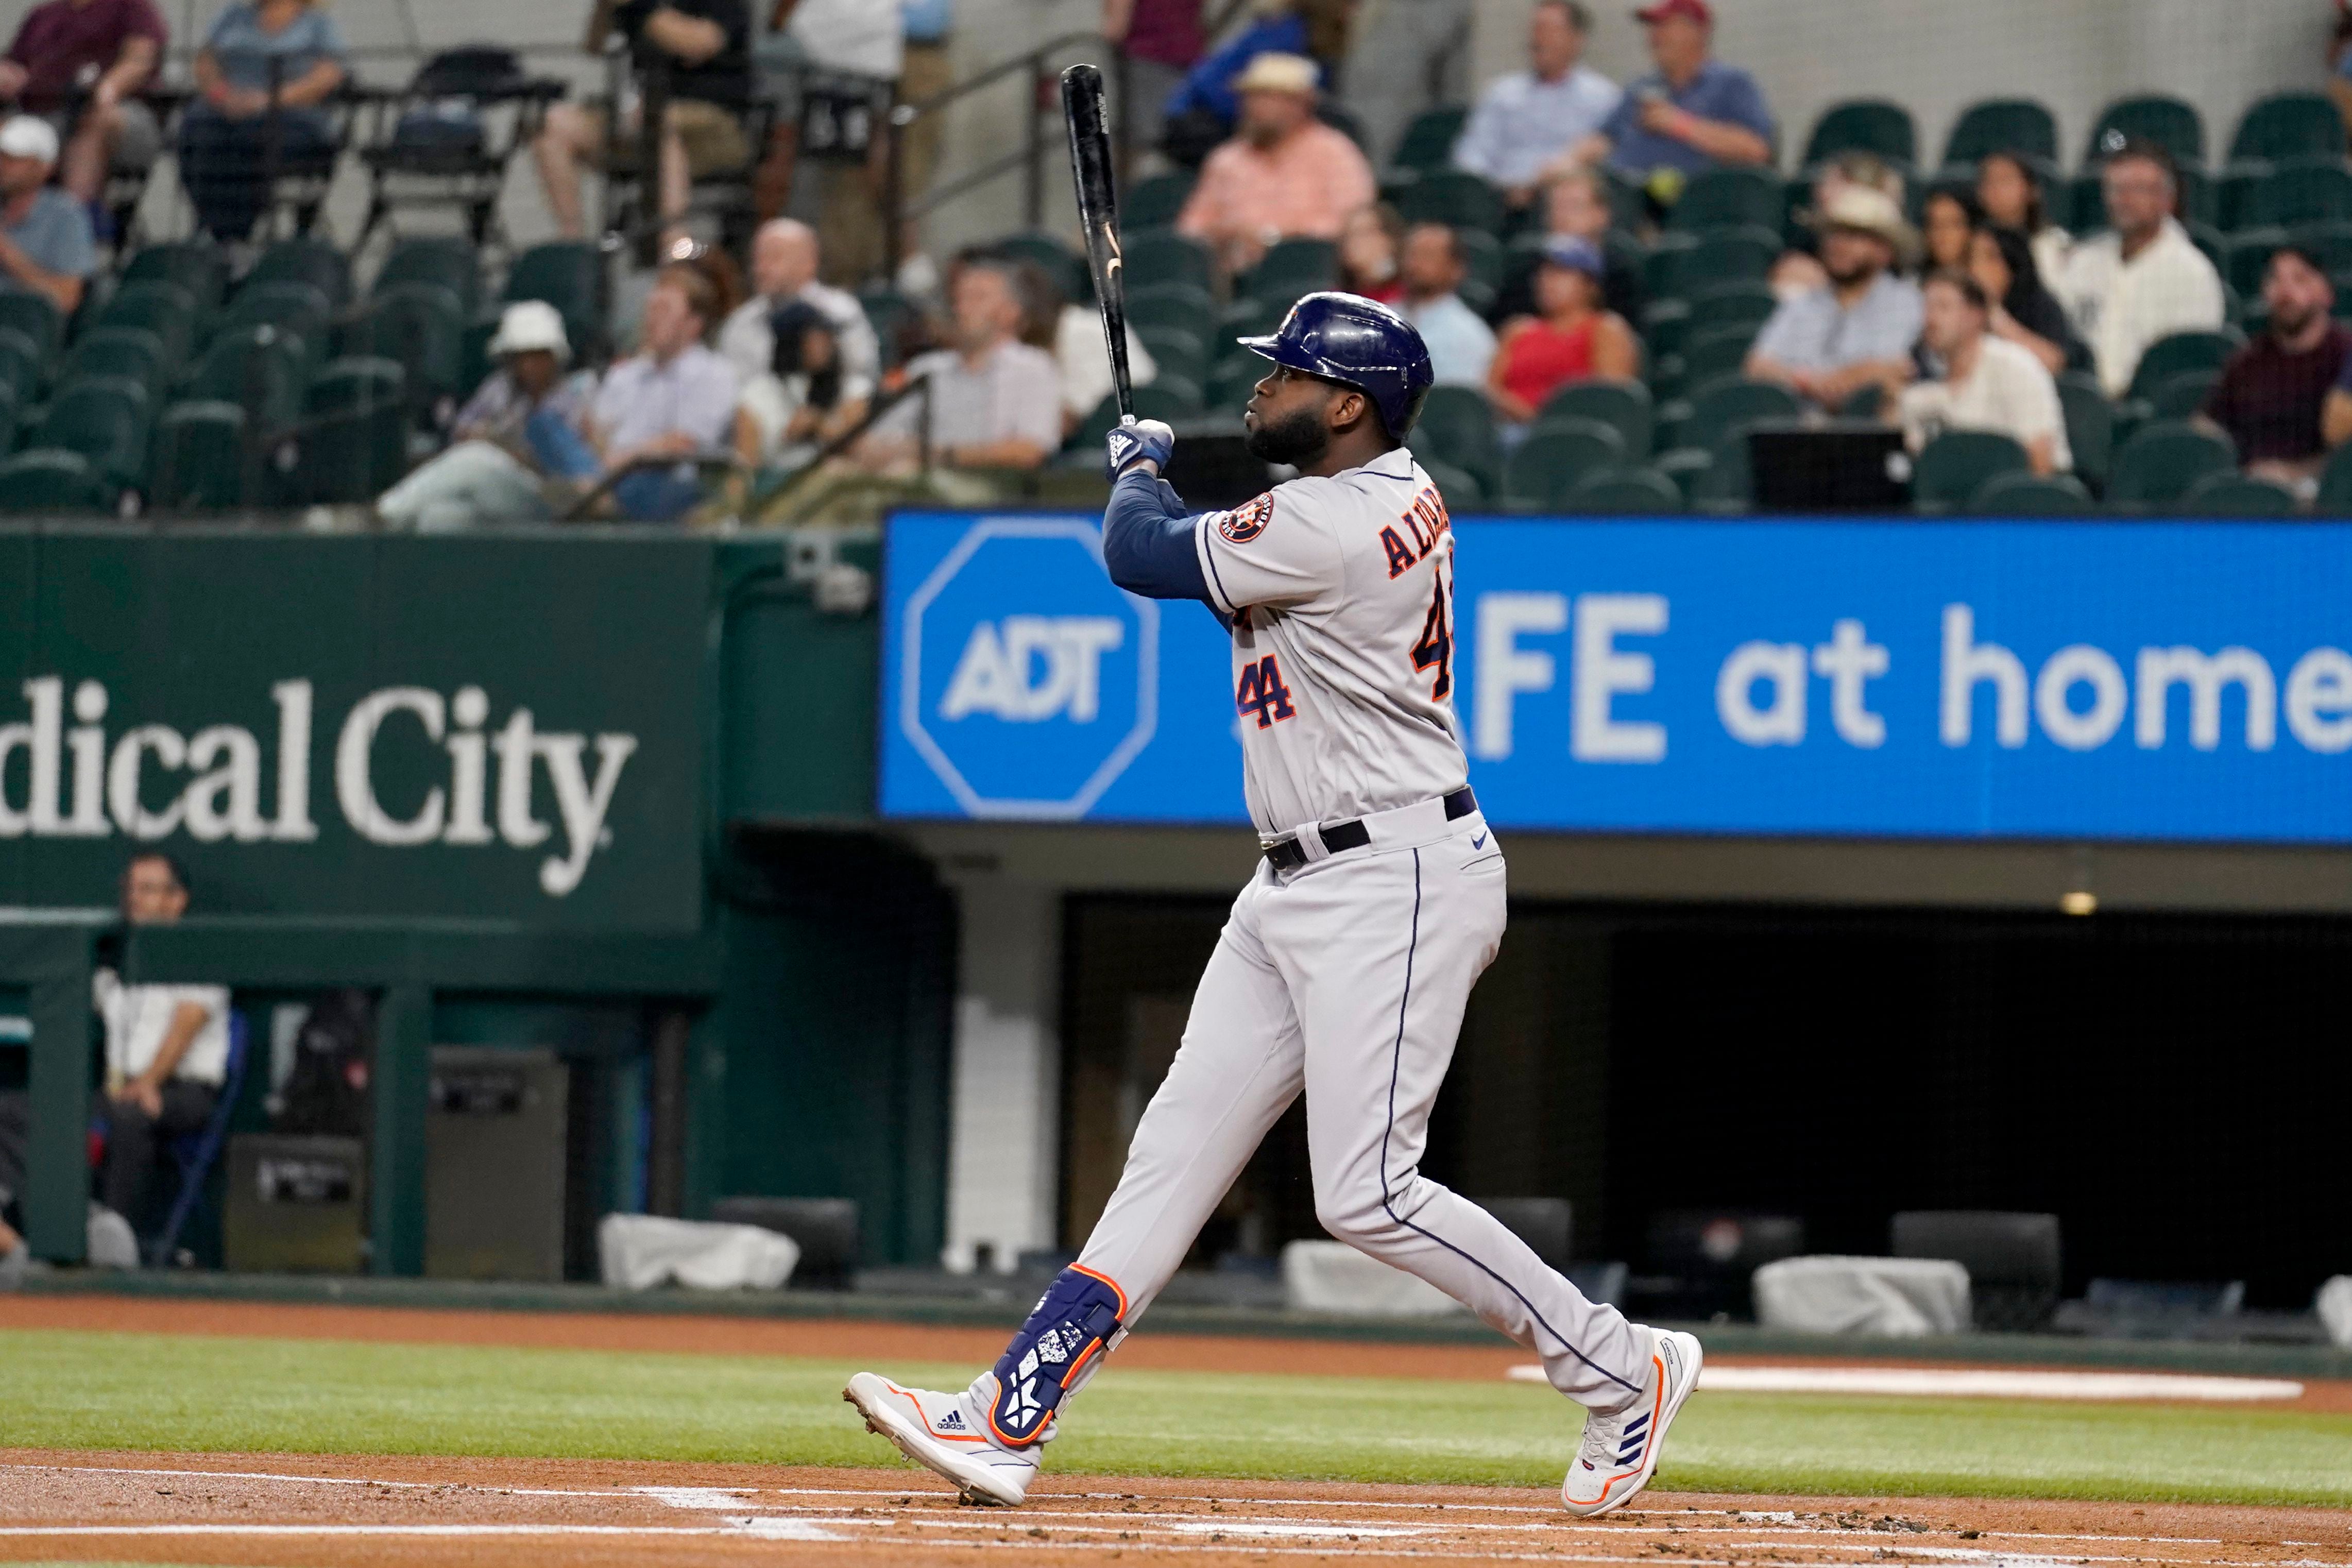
top-left (1505, 1366), bottom-right (2308, 1403)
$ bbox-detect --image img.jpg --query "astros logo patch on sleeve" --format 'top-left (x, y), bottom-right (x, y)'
top-left (1219, 493), bottom-right (1274, 544)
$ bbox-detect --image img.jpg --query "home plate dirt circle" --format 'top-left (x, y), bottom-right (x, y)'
top-left (5, 1454), bottom-right (2350, 1568)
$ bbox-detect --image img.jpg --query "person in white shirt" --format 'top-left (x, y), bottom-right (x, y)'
top-left (93, 853), bottom-right (230, 1246)
top-left (1053, 302), bottom-right (1157, 434)
top-left (718, 219), bottom-right (879, 432)
top-left (2058, 141), bottom-right (2225, 398)
top-left (1395, 221), bottom-right (1495, 385)
top-left (1901, 269), bottom-right (2070, 476)
top-left (860, 260), bottom-right (1063, 471)
top-left (1450, 0), bottom-right (1620, 211)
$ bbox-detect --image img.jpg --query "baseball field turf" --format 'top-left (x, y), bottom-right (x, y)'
top-left (8, 1320), bottom-right (2352, 1508)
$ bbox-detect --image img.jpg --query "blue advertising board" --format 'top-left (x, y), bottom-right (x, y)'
top-left (880, 512), bottom-right (2352, 844)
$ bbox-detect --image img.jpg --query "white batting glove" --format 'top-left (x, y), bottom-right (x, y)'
top-left (1106, 417), bottom-right (1176, 479)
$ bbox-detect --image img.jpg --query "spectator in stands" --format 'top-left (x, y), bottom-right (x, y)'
top-left (1920, 187), bottom-right (1980, 276)
top-left (1336, 202), bottom-right (1404, 304)
top-left (178, 0), bottom-right (346, 244)
top-left (1175, 52), bottom-right (1375, 277)
top-left (1968, 224), bottom-right (2078, 378)
top-left (860, 258), bottom-right (1062, 472)
top-left (1569, 0), bottom-right (1771, 206)
top-left (1102, 0), bottom-right (1205, 163)
top-left (1340, 0), bottom-right (1468, 169)
top-left (1900, 269), bottom-right (2069, 476)
top-left (1746, 185), bottom-right (1922, 412)
top-left (539, 0), bottom-right (753, 242)
top-left (0, 0), bottom-right (165, 210)
top-left (1506, 166), bottom-right (1641, 321)
top-left (1029, 261), bottom-right (1157, 437)
top-left (0, 116), bottom-right (93, 313)
top-left (92, 853), bottom-right (231, 1255)
top-left (574, 264), bottom-right (741, 520)
top-left (734, 299), bottom-right (850, 468)
top-left (1450, 1), bottom-right (1620, 213)
top-left (1975, 150), bottom-right (2070, 289)
top-left (378, 302), bottom-right (602, 530)
top-left (1487, 235), bottom-right (1635, 429)
top-left (2058, 140), bottom-right (2224, 398)
top-left (1395, 220), bottom-right (1494, 386)
top-left (2205, 246), bottom-right (2348, 491)
top-left (1772, 152), bottom-right (1906, 302)
top-left (720, 219), bottom-right (878, 427)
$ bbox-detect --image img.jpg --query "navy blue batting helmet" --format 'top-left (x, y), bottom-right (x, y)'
top-left (1236, 292), bottom-right (1436, 440)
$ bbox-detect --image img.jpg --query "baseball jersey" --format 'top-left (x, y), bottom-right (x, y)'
top-left (1190, 448), bottom-right (1468, 840)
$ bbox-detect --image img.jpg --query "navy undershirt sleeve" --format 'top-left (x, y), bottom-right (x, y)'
top-left (1101, 469), bottom-right (1213, 605)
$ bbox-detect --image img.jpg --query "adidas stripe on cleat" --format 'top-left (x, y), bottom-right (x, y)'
top-left (842, 1372), bottom-right (1039, 1507)
top-left (1559, 1327), bottom-right (1703, 1518)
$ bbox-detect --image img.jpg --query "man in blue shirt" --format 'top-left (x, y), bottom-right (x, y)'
top-left (1745, 185), bottom-right (1921, 412)
top-left (1452, 0), bottom-right (1620, 212)
top-left (0, 115), bottom-right (94, 314)
top-left (1571, 0), bottom-right (1771, 202)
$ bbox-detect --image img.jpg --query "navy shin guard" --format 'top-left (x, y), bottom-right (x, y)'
top-left (986, 1265), bottom-right (1128, 1448)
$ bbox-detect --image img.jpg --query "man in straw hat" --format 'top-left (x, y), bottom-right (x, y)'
top-left (1175, 49), bottom-right (1372, 277)
top-left (1746, 183), bottom-right (1923, 412)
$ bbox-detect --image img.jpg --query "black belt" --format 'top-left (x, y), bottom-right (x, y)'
top-left (1264, 788), bottom-right (1478, 871)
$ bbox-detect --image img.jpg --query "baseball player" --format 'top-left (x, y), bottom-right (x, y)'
top-left (846, 293), bottom-right (1700, 1515)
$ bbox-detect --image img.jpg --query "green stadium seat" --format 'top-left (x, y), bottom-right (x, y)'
top-left (1681, 323), bottom-right (1761, 389)
top-left (279, 402), bottom-right (407, 506)
top-left (2180, 470), bottom-right (2298, 516)
top-left (1641, 297), bottom-right (1691, 360)
top-left (1127, 281), bottom-right (1215, 334)
top-left (990, 230), bottom-right (1087, 303)
top-left (1208, 356), bottom-right (1264, 409)
top-left (1246, 237), bottom-right (1338, 302)
top-left (1122, 172), bottom-right (1195, 231)
top-left (149, 401), bottom-right (251, 510)
top-left (1693, 424), bottom-right (1762, 508)
top-left (243, 236), bottom-right (353, 311)
top-left (457, 313), bottom-right (498, 401)
top-left (0, 289), bottom-right (63, 360)
top-left (1407, 384), bottom-right (1501, 491)
top-left (0, 325), bottom-right (37, 402)
top-left (122, 243), bottom-right (228, 316)
top-left (1687, 281), bottom-right (1778, 338)
top-left (0, 448), bottom-right (112, 512)
top-left (2056, 372), bottom-right (2113, 492)
top-left (335, 283), bottom-right (465, 411)
top-left (854, 285), bottom-right (917, 369)
top-left (1653, 445), bottom-right (1713, 501)
top-left (1667, 166), bottom-right (1783, 233)
top-left (91, 281), bottom-right (198, 364)
top-left (375, 235), bottom-right (482, 316)
top-left (1912, 430), bottom-right (2029, 510)
top-left (1801, 98), bottom-right (1917, 170)
top-left (0, 381), bottom-right (16, 457)
top-left (2126, 329), bottom-right (2242, 405)
top-left (57, 327), bottom-right (169, 396)
top-left (1123, 230), bottom-right (1215, 294)
top-left (2086, 94), bottom-right (2204, 168)
top-left (2148, 367), bottom-right (2219, 419)
top-left (39, 374), bottom-right (150, 491)
top-left (1683, 377), bottom-right (1802, 452)
top-left (1417, 456), bottom-right (1482, 507)
top-left (1456, 228), bottom-right (1504, 315)
top-left (1067, 380), bottom-right (1205, 451)
top-left (1645, 226), bottom-right (1778, 300)
top-left (1536, 378), bottom-right (1652, 457)
top-left (186, 323), bottom-right (310, 431)
top-left (502, 241), bottom-right (603, 361)
top-left (2105, 419), bottom-right (2236, 509)
top-left (2228, 92), bottom-right (2346, 164)
top-left (2317, 439), bottom-right (2352, 513)
top-left (1216, 295), bottom-right (1285, 359)
top-left (1941, 98), bottom-right (2059, 168)
top-left (2223, 228), bottom-right (2286, 298)
top-left (2248, 156), bottom-right (2352, 229)
top-left (1136, 325), bottom-right (1206, 388)
top-left (1390, 167), bottom-right (1505, 234)
top-left (1968, 469), bottom-right (2095, 514)
top-left (1566, 465), bottom-right (1682, 513)
top-left (307, 356), bottom-right (406, 414)
top-left (220, 280), bottom-right (334, 360)
top-left (1392, 105), bottom-right (1469, 171)
top-left (2289, 217), bottom-right (2352, 275)
top-left (1503, 416), bottom-right (1626, 510)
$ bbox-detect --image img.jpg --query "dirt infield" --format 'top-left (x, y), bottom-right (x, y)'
top-left (7, 1294), bottom-right (2350, 1412)
top-left (5, 1451), bottom-right (2350, 1568)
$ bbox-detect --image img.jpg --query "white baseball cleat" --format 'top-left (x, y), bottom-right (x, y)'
top-left (1559, 1327), bottom-right (1704, 1518)
top-left (842, 1372), bottom-right (1039, 1507)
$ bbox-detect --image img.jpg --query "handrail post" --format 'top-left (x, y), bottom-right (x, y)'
top-left (1024, 54), bottom-right (1045, 231)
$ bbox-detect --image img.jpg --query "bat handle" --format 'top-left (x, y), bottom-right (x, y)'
top-left (1118, 414), bottom-right (1136, 427)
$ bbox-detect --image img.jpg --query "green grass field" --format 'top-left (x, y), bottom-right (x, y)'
top-left (7, 1328), bottom-right (2351, 1507)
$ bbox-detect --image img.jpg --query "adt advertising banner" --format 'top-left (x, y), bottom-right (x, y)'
top-left (880, 512), bottom-right (2352, 844)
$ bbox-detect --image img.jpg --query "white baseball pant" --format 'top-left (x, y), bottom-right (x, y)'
top-left (1070, 799), bottom-right (1650, 1409)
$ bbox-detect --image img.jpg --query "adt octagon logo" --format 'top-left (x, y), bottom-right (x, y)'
top-left (900, 518), bottom-right (1158, 819)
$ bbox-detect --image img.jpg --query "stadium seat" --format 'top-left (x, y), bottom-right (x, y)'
top-left (2227, 92), bottom-right (2346, 165)
top-left (2148, 368), bottom-right (2219, 419)
top-left (1136, 325), bottom-right (1206, 388)
top-left (1503, 416), bottom-right (1626, 510)
top-left (1652, 445), bottom-right (1712, 500)
top-left (56, 327), bottom-right (169, 396)
top-left (1566, 465), bottom-right (1682, 513)
top-left (2289, 217), bottom-right (2352, 275)
top-left (1123, 230), bottom-right (1215, 294)
top-left (1123, 171), bottom-right (1195, 231)
top-left (279, 402), bottom-right (407, 505)
top-left (2222, 228), bottom-right (2285, 298)
top-left (38, 374), bottom-right (150, 491)
top-left (1692, 425), bottom-right (1763, 508)
top-left (0, 380), bottom-right (17, 456)
top-left (1127, 281), bottom-right (1215, 335)
top-left (1687, 281), bottom-right (1777, 339)
top-left (2126, 329), bottom-right (2242, 405)
top-left (1641, 298), bottom-right (1691, 361)
top-left (1390, 167), bottom-right (1505, 234)
top-left (854, 285), bottom-right (917, 368)
top-left (1667, 166), bottom-right (1783, 233)
top-left (1536, 379), bottom-right (1652, 458)
top-left (308, 356), bottom-right (407, 414)
top-left (1801, 98), bottom-right (1917, 170)
top-left (1941, 97), bottom-right (2060, 169)
top-left (2055, 374), bottom-right (2113, 495)
top-left (2317, 440), bottom-right (2352, 512)
top-left (374, 234), bottom-right (483, 316)
top-left (186, 323), bottom-right (311, 431)
top-left (1912, 430), bottom-right (2029, 510)
top-left (2085, 94), bottom-right (2204, 168)
top-left (991, 230), bottom-right (1087, 303)
top-left (1207, 356), bottom-right (1264, 409)
top-left (1217, 294), bottom-right (1286, 356)
top-left (1683, 377), bottom-right (1802, 453)
top-left (1417, 456), bottom-right (1483, 507)
top-left (336, 282), bottom-right (466, 414)
top-left (1680, 323), bottom-right (1761, 389)
top-left (220, 280), bottom-right (335, 363)
top-left (1407, 384), bottom-right (1501, 491)
top-left (1247, 237), bottom-right (1338, 302)
top-left (0, 327), bottom-right (33, 403)
top-left (1455, 228), bottom-right (1504, 315)
top-left (2104, 419), bottom-right (2236, 509)
top-left (149, 401), bottom-right (251, 510)
top-left (243, 235), bottom-right (354, 311)
top-left (0, 290), bottom-right (62, 360)
top-left (91, 281), bottom-right (198, 362)
top-left (502, 240), bottom-right (603, 361)
top-left (121, 243), bottom-right (228, 317)
top-left (2180, 470), bottom-right (2298, 516)
top-left (1392, 105), bottom-right (1469, 171)
top-left (2247, 156), bottom-right (2352, 229)
top-left (1968, 469), bottom-right (2095, 514)
top-left (1645, 226), bottom-right (1779, 300)
top-left (0, 448), bottom-right (113, 512)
